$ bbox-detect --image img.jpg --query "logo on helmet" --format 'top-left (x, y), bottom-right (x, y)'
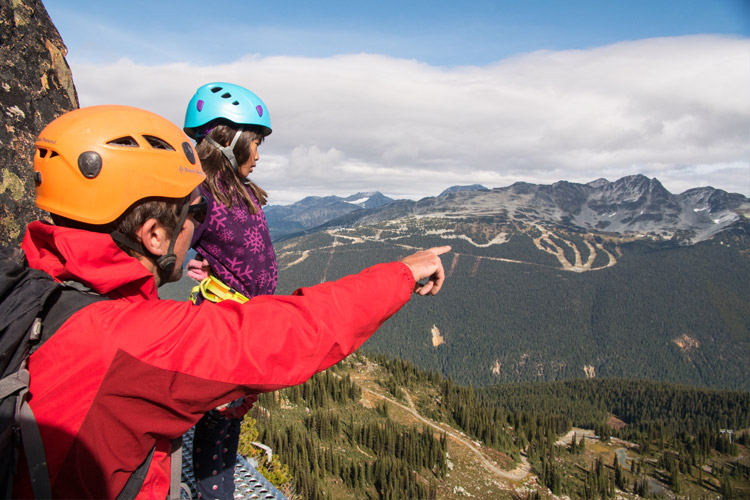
top-left (180, 166), bottom-right (202, 175)
top-left (78, 151), bottom-right (102, 179)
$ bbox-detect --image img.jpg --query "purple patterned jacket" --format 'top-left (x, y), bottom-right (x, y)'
top-left (190, 182), bottom-right (278, 298)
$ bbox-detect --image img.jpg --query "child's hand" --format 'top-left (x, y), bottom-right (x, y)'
top-left (186, 258), bottom-right (211, 281)
top-left (216, 394), bottom-right (258, 418)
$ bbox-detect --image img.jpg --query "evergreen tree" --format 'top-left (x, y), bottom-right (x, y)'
top-left (614, 455), bottom-right (624, 490)
top-left (721, 470), bottom-right (734, 500)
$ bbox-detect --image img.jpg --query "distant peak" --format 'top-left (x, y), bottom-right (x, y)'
top-left (343, 191), bottom-right (394, 209)
top-left (345, 191), bottom-right (380, 200)
top-left (586, 178), bottom-right (610, 189)
top-left (439, 184), bottom-right (489, 197)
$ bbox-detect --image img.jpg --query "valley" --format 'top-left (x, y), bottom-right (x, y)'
top-left (354, 371), bottom-right (532, 484)
top-left (241, 352), bottom-right (750, 499)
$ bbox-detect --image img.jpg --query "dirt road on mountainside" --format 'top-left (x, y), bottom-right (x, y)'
top-left (360, 387), bottom-right (531, 482)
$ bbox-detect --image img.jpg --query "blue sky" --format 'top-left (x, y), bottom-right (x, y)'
top-left (44, 0), bottom-right (750, 203)
top-left (46, 0), bottom-right (749, 66)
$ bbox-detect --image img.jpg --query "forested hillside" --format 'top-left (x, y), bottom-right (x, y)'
top-left (272, 220), bottom-right (750, 390)
top-left (239, 352), bottom-right (750, 499)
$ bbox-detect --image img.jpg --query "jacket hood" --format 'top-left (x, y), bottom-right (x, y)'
top-left (21, 221), bottom-right (159, 302)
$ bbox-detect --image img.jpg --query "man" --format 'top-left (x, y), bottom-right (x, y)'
top-left (13, 105), bottom-right (449, 499)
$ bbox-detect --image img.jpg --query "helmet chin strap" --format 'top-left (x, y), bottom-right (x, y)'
top-left (110, 197), bottom-right (192, 282)
top-left (204, 127), bottom-right (244, 174)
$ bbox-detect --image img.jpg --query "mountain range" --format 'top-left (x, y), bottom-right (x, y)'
top-left (266, 175), bottom-right (750, 390)
top-left (269, 175), bottom-right (748, 245)
top-left (264, 191), bottom-right (394, 238)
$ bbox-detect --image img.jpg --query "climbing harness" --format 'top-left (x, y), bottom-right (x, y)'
top-left (191, 274), bottom-right (249, 304)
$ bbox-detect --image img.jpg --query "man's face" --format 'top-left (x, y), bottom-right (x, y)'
top-left (166, 187), bottom-right (204, 283)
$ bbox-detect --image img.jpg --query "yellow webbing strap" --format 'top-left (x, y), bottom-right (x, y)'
top-left (190, 275), bottom-right (249, 304)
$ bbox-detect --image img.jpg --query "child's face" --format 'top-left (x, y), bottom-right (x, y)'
top-left (238, 138), bottom-right (262, 177)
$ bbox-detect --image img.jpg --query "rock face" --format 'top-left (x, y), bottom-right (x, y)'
top-left (1, 0), bottom-right (78, 246)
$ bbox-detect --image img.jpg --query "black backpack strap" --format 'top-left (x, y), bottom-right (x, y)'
top-left (34, 285), bottom-right (108, 349)
top-left (114, 439), bottom-right (184, 500)
top-left (0, 371), bottom-right (31, 499)
top-left (0, 371), bottom-right (28, 401)
top-left (115, 445), bottom-right (155, 500)
top-left (15, 369), bottom-right (51, 500)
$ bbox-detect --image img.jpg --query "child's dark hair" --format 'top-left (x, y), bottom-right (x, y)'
top-left (196, 123), bottom-right (268, 214)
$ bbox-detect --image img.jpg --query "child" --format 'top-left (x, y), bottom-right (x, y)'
top-left (183, 82), bottom-right (277, 499)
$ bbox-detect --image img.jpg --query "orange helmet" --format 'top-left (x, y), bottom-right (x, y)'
top-left (34, 105), bottom-right (205, 225)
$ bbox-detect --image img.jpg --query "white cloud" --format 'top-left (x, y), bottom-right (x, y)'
top-left (70, 35), bottom-right (750, 204)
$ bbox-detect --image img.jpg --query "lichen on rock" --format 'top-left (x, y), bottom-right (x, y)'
top-left (0, 0), bottom-right (79, 246)
top-left (1, 168), bottom-right (26, 200)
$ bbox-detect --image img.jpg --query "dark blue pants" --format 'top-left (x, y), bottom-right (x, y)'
top-left (192, 411), bottom-right (242, 500)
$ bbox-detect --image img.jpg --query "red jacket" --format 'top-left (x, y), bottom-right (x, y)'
top-left (15, 221), bottom-right (414, 499)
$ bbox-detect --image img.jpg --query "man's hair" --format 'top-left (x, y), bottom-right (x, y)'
top-left (196, 123), bottom-right (268, 213)
top-left (51, 197), bottom-right (182, 256)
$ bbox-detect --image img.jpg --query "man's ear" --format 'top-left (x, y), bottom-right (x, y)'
top-left (136, 218), bottom-right (168, 256)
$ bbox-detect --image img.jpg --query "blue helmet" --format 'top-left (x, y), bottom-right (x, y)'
top-left (184, 82), bottom-right (272, 139)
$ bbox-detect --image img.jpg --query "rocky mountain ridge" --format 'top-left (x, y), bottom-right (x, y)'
top-left (316, 175), bottom-right (749, 245)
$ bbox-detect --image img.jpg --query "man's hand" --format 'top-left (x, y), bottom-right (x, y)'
top-left (400, 246), bottom-right (451, 296)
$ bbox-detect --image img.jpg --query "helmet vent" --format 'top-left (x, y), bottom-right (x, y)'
top-left (210, 86), bottom-right (223, 93)
top-left (39, 149), bottom-right (60, 158)
top-left (232, 101), bottom-right (240, 106)
top-left (221, 92), bottom-right (232, 99)
top-left (108, 136), bottom-right (139, 147)
top-left (144, 135), bottom-right (175, 151)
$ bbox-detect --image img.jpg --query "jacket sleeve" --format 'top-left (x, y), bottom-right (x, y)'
top-left (113, 261), bottom-right (415, 409)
